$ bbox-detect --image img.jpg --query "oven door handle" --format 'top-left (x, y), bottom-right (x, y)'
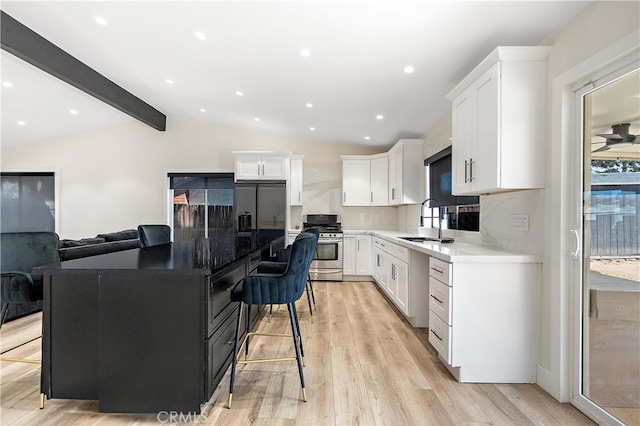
top-left (318, 239), bottom-right (343, 244)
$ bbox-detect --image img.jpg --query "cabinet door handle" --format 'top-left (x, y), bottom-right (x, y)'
top-left (298, 192), bottom-right (301, 203)
top-left (431, 266), bottom-right (444, 274)
top-left (430, 329), bottom-right (443, 341)
top-left (464, 160), bottom-right (468, 183)
top-left (392, 188), bottom-right (395, 200)
top-left (430, 294), bottom-right (443, 304)
top-left (357, 240), bottom-right (360, 250)
top-left (371, 192), bottom-right (373, 202)
top-left (344, 192), bottom-right (346, 203)
top-left (469, 158), bottom-right (474, 182)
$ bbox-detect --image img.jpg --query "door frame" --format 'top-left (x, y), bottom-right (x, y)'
top-left (569, 62), bottom-right (638, 425)
top-left (541, 28), bottom-right (639, 412)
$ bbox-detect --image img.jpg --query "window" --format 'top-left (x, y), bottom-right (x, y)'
top-left (169, 173), bottom-right (234, 241)
top-left (1, 172), bottom-right (55, 232)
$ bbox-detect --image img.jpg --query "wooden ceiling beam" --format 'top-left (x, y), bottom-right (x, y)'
top-left (0, 11), bottom-right (166, 131)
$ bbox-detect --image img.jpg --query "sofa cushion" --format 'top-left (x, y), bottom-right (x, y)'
top-left (60, 237), bottom-right (105, 248)
top-left (96, 229), bottom-right (138, 242)
top-left (59, 239), bottom-right (141, 262)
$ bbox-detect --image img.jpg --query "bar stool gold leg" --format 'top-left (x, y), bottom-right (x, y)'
top-left (39, 393), bottom-right (45, 409)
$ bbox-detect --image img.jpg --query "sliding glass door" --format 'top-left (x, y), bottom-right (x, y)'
top-left (573, 65), bottom-right (639, 425)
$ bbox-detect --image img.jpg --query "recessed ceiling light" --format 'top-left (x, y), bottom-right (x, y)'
top-left (94, 16), bottom-right (107, 25)
top-left (200, 108), bottom-right (206, 113)
top-left (166, 79), bottom-right (174, 85)
top-left (300, 49), bottom-right (310, 57)
top-left (236, 91), bottom-right (243, 96)
top-left (404, 66), bottom-right (415, 74)
top-left (364, 136), bottom-right (370, 140)
top-left (17, 121), bottom-right (26, 126)
top-left (69, 109), bottom-right (78, 115)
top-left (2, 81), bottom-right (13, 88)
top-left (306, 103), bottom-right (313, 108)
top-left (195, 32), bottom-right (206, 40)
top-left (376, 114), bottom-right (384, 120)
top-left (309, 127), bottom-right (315, 131)
top-left (254, 117), bottom-right (261, 122)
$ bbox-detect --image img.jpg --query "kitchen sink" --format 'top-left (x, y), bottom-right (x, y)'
top-left (399, 236), bottom-right (455, 244)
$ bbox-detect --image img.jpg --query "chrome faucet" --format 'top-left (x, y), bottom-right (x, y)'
top-left (420, 198), bottom-right (442, 240)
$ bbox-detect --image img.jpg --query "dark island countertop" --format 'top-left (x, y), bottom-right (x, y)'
top-left (37, 232), bottom-right (284, 275)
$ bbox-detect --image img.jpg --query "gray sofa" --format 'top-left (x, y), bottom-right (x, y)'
top-left (5, 229), bottom-right (142, 323)
top-left (58, 229), bottom-right (141, 261)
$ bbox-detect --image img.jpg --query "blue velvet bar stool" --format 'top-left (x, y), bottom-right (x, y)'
top-left (227, 232), bottom-right (317, 408)
top-left (261, 226), bottom-right (320, 316)
top-left (137, 224), bottom-right (171, 247)
top-left (0, 231), bottom-right (60, 409)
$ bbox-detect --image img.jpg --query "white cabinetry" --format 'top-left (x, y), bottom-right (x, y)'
top-left (370, 155), bottom-right (388, 206)
top-left (341, 155), bottom-right (387, 206)
top-left (343, 234), bottom-right (371, 276)
top-left (342, 158), bottom-right (371, 206)
top-left (446, 46), bottom-right (551, 195)
top-left (287, 231), bottom-right (301, 245)
top-left (233, 152), bottom-right (289, 181)
top-left (372, 236), bottom-right (427, 324)
top-left (343, 235), bottom-right (356, 275)
top-left (427, 257), bottom-right (538, 383)
top-left (355, 235), bottom-right (371, 275)
top-left (289, 155), bottom-right (304, 206)
top-left (388, 139), bottom-right (425, 205)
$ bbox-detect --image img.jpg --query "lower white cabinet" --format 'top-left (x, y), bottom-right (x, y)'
top-left (372, 236), bottom-right (428, 325)
top-left (427, 257), bottom-right (538, 383)
top-left (343, 234), bottom-right (371, 276)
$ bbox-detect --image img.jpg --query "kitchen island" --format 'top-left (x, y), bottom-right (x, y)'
top-left (37, 232), bottom-right (281, 413)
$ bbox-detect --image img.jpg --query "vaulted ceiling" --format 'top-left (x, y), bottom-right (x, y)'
top-left (0, 1), bottom-right (603, 150)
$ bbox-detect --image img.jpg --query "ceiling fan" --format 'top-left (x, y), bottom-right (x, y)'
top-left (592, 123), bottom-right (637, 152)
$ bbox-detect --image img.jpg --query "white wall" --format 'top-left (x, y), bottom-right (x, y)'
top-left (1, 116), bottom-right (379, 238)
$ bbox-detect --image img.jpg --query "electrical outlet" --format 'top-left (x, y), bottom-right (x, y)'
top-left (508, 214), bottom-right (530, 232)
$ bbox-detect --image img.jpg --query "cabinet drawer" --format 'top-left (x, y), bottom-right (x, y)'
top-left (373, 237), bottom-right (408, 263)
top-left (429, 257), bottom-right (452, 285)
top-left (429, 310), bottom-right (452, 364)
top-left (205, 305), bottom-right (238, 399)
top-left (387, 242), bottom-right (408, 263)
top-left (429, 277), bottom-right (452, 325)
top-left (207, 260), bottom-right (246, 338)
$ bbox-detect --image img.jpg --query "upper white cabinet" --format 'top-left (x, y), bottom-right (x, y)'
top-left (342, 155), bottom-right (388, 206)
top-left (370, 155), bottom-right (389, 206)
top-left (341, 139), bottom-right (423, 206)
top-left (342, 157), bottom-right (371, 206)
top-left (446, 46), bottom-right (551, 195)
top-left (289, 155), bottom-right (304, 206)
top-left (232, 152), bottom-right (290, 181)
top-left (388, 139), bottom-right (425, 205)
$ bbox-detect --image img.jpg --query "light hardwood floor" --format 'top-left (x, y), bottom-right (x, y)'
top-left (1, 281), bottom-right (595, 425)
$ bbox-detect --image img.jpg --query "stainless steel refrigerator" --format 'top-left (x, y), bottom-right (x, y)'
top-left (233, 182), bottom-right (286, 255)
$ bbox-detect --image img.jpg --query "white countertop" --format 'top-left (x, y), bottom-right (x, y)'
top-left (342, 230), bottom-right (541, 263)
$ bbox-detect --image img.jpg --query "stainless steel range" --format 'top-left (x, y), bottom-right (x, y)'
top-left (303, 214), bottom-right (343, 281)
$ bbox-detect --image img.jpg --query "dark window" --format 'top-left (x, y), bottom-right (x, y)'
top-left (169, 173), bottom-right (234, 241)
top-left (1, 172), bottom-right (55, 232)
